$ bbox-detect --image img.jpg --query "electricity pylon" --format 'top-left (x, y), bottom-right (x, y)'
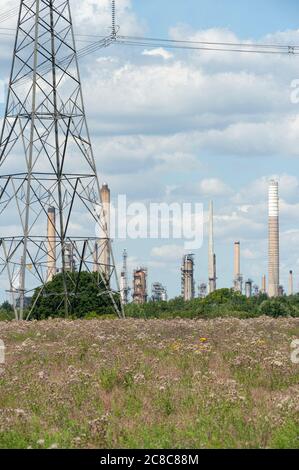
top-left (0, 0), bottom-right (124, 319)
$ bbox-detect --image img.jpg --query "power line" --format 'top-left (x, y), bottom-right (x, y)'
top-left (1, 23), bottom-right (298, 52)
top-left (0, 5), bottom-right (298, 65)
top-left (116, 38), bottom-right (299, 55)
top-left (118, 34), bottom-right (299, 50)
top-left (0, 7), bottom-right (19, 25)
top-left (1, 27), bottom-right (297, 56)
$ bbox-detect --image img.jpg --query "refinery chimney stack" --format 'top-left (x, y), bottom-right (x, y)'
top-left (233, 241), bottom-right (243, 293)
top-left (181, 254), bottom-right (195, 301)
top-left (47, 207), bottom-right (56, 282)
top-left (268, 180), bottom-right (279, 297)
top-left (208, 201), bottom-right (217, 293)
top-left (261, 275), bottom-right (267, 294)
top-left (96, 183), bottom-right (111, 281)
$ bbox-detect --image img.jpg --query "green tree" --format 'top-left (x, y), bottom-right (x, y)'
top-left (0, 301), bottom-right (13, 313)
top-left (258, 299), bottom-right (291, 318)
top-left (30, 272), bottom-right (120, 319)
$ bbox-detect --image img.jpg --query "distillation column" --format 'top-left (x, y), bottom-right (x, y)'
top-left (133, 268), bottom-right (148, 304)
top-left (245, 279), bottom-right (253, 298)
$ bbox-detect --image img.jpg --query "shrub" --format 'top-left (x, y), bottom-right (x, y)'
top-left (259, 300), bottom-right (290, 318)
top-left (125, 290), bottom-right (298, 320)
top-left (30, 272), bottom-right (121, 319)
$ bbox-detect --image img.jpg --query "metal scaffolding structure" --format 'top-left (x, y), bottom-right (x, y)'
top-left (133, 267), bottom-right (148, 304)
top-left (0, 0), bottom-right (124, 320)
top-left (152, 282), bottom-right (167, 302)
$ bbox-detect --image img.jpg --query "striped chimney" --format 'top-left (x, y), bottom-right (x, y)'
top-left (268, 180), bottom-right (279, 297)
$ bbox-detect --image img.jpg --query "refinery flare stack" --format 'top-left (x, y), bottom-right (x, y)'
top-left (120, 249), bottom-right (130, 305)
top-left (208, 201), bottom-right (217, 294)
top-left (268, 180), bottom-right (280, 298)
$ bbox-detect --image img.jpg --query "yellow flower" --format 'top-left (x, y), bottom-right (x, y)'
top-left (171, 342), bottom-right (181, 351)
top-left (200, 337), bottom-right (208, 343)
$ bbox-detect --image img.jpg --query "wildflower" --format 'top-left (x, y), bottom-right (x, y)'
top-left (273, 360), bottom-right (283, 367)
top-left (133, 373), bottom-right (145, 384)
top-left (200, 338), bottom-right (208, 343)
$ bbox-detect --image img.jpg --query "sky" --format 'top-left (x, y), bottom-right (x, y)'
top-left (1, 0), bottom-right (299, 301)
top-left (133, 0), bottom-right (299, 39)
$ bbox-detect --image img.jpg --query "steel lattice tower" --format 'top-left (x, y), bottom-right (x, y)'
top-left (0, 0), bottom-right (124, 319)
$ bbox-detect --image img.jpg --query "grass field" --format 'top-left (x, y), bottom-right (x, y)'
top-left (0, 317), bottom-right (298, 449)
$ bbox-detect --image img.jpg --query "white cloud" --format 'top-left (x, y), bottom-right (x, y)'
top-left (214, 212), bottom-right (265, 240)
top-left (154, 152), bottom-right (200, 173)
top-left (72, 0), bottom-right (144, 36)
top-left (84, 60), bottom-right (289, 131)
top-left (167, 177), bottom-right (232, 201)
top-left (242, 248), bottom-right (257, 260)
top-left (198, 178), bottom-right (232, 197)
top-left (234, 174), bottom-right (299, 207)
top-left (142, 48), bottom-right (173, 60)
top-left (168, 24), bottom-right (299, 77)
top-left (280, 200), bottom-right (299, 219)
top-left (151, 244), bottom-right (186, 262)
